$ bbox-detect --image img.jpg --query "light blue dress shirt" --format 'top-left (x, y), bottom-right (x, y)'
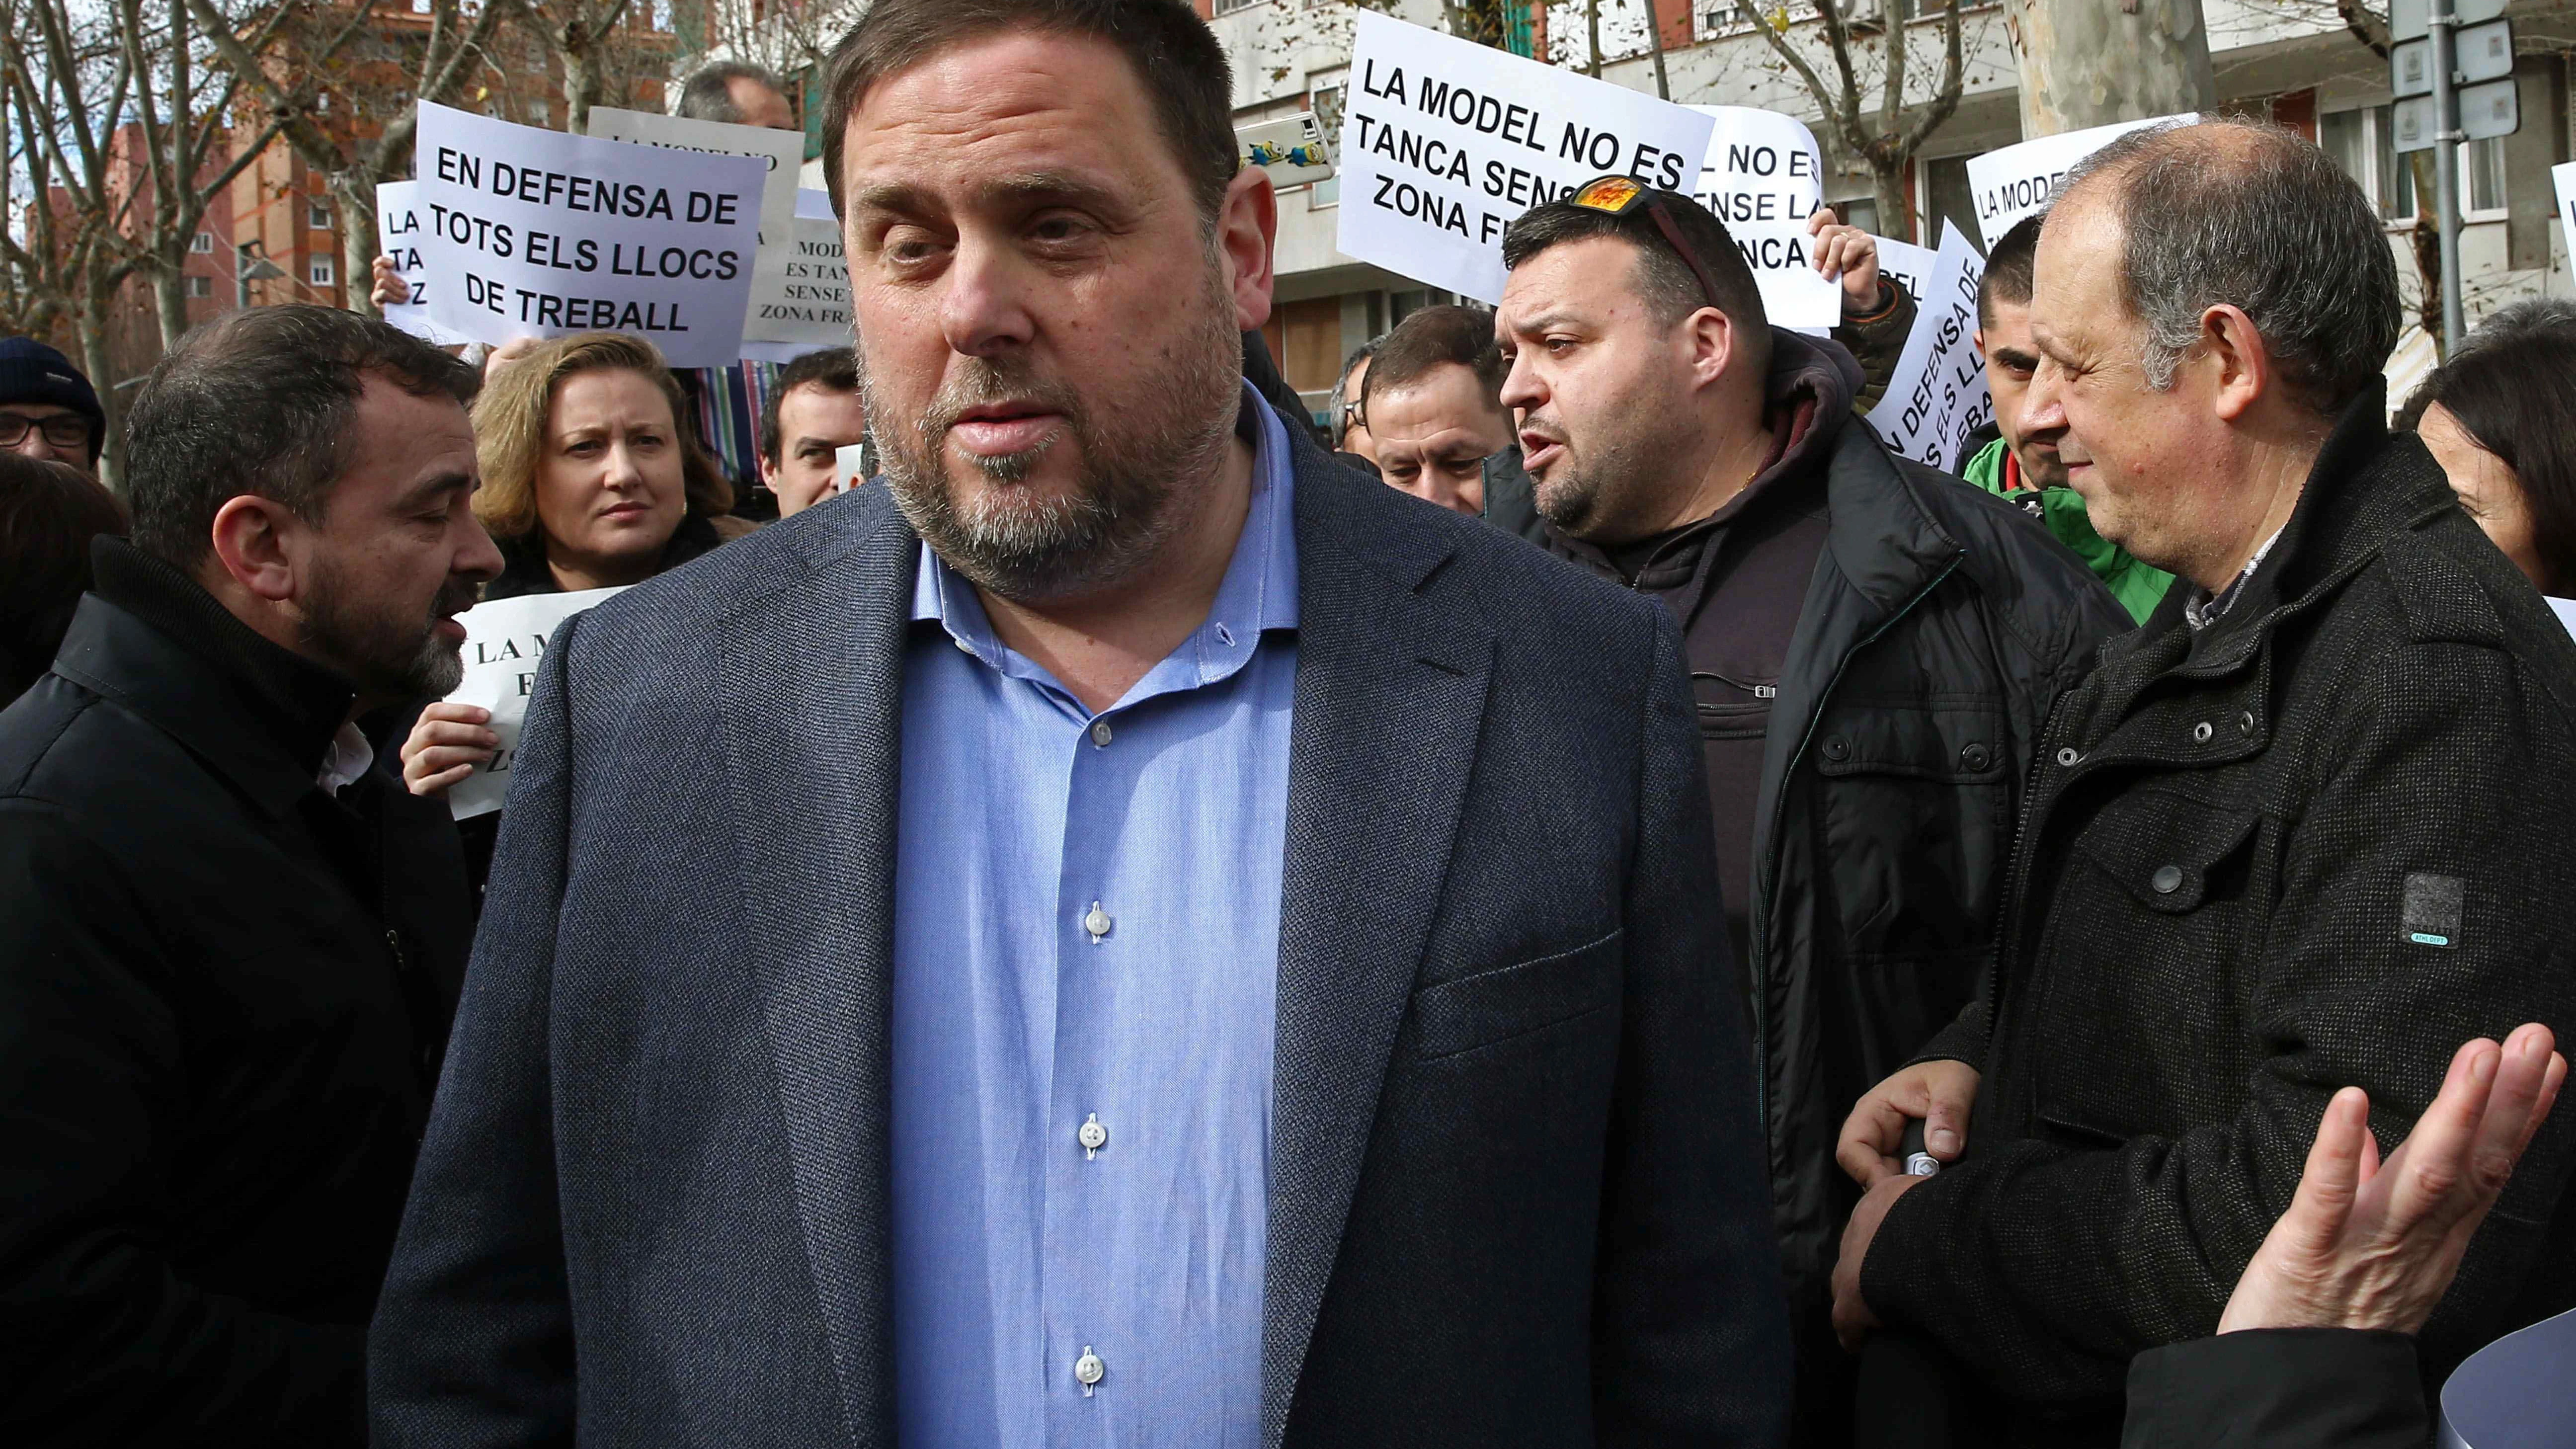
top-left (890, 386), bottom-right (1298, 1448)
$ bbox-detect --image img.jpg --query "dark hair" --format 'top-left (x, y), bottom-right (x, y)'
top-left (2057, 118), bottom-right (2398, 415)
top-left (820, 0), bottom-right (1237, 223)
top-left (1362, 305), bottom-right (1505, 418)
top-left (2419, 319), bottom-right (2576, 595)
top-left (1500, 186), bottom-right (1771, 376)
top-left (679, 61), bottom-right (793, 124)
top-left (1328, 337), bottom-right (1378, 448)
top-left (1979, 213), bottom-right (2044, 328)
top-left (0, 455), bottom-right (126, 699)
top-left (123, 305), bottom-right (477, 567)
top-left (761, 346), bottom-right (861, 466)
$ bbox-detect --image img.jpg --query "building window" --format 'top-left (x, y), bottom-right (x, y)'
top-left (190, 230), bottom-right (214, 253)
top-left (185, 275), bottom-right (213, 298)
top-left (1918, 153), bottom-right (1975, 247)
top-left (309, 201), bottom-right (331, 229)
top-left (2321, 106), bottom-right (2507, 224)
top-left (1213, 0), bottom-right (1265, 12)
top-left (310, 257), bottom-right (336, 286)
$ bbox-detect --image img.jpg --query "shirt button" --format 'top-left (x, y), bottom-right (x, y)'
top-left (1091, 720), bottom-right (1113, 747)
top-left (1083, 902), bottom-right (1113, 941)
top-left (953, 635), bottom-right (974, 653)
top-left (1821, 735), bottom-right (1851, 762)
top-left (2151, 864), bottom-right (2185, 894)
top-left (1074, 1347), bottom-right (1106, 1392)
top-left (1078, 1113), bottom-right (1108, 1157)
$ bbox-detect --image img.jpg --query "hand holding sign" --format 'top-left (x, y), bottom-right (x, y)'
top-left (437, 586), bottom-right (629, 820)
top-left (1807, 207), bottom-right (1880, 309)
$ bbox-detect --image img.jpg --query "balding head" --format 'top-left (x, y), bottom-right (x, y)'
top-left (2052, 118), bottom-right (2397, 416)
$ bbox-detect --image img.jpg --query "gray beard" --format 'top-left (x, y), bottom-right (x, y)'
top-left (860, 270), bottom-right (1243, 604)
top-left (300, 557), bottom-right (475, 702)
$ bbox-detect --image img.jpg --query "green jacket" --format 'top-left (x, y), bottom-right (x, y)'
top-left (1962, 436), bottom-right (2172, 625)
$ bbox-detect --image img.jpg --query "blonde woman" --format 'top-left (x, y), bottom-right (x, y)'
top-left (401, 335), bottom-right (750, 877)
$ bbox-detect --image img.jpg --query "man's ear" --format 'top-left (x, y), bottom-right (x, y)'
top-left (207, 493), bottom-right (303, 605)
top-left (1684, 305), bottom-right (1738, 395)
top-left (2202, 303), bottom-right (2271, 423)
top-left (1218, 166), bottom-right (1279, 334)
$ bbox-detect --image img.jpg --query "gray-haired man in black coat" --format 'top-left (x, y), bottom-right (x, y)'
top-left (1833, 119), bottom-right (2576, 1446)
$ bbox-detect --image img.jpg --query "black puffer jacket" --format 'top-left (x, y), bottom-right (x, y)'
top-left (1865, 389), bottom-right (2576, 1444)
top-left (1540, 330), bottom-right (2131, 1403)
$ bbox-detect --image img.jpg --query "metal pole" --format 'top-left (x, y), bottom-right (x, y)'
top-left (2430, 0), bottom-right (2466, 352)
top-left (235, 242), bottom-right (252, 310)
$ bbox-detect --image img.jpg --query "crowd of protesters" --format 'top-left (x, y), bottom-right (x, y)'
top-left (4, 0), bottom-right (2576, 1446)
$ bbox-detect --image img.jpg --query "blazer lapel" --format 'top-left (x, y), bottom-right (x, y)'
top-left (714, 492), bottom-right (917, 1446)
top-left (1261, 458), bottom-right (1495, 1446)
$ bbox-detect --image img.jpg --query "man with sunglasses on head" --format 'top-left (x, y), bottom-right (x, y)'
top-left (1495, 177), bottom-right (2129, 1447)
top-left (0, 338), bottom-right (107, 478)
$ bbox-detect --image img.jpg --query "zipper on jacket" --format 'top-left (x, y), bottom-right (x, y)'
top-left (1748, 553), bottom-right (1960, 1142)
top-left (1981, 678), bottom-right (2075, 1066)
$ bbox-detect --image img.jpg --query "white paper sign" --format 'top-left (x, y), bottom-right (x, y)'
top-left (833, 441), bottom-right (868, 496)
top-left (1336, 10), bottom-right (1715, 304)
top-left (589, 106), bottom-right (809, 348)
top-left (1867, 223), bottom-right (1992, 471)
top-left (1966, 112), bottom-right (2197, 246)
top-left (441, 586), bottom-right (628, 820)
top-left (2554, 163), bottom-right (2576, 280)
top-left (1690, 106), bottom-right (1823, 227)
top-left (375, 181), bottom-right (467, 345)
top-left (2551, 595), bottom-right (2576, 642)
top-left (1729, 219), bottom-right (1843, 331)
top-left (740, 190), bottom-right (855, 364)
top-left (1872, 235), bottom-right (1938, 304)
top-left (413, 101), bottom-right (765, 367)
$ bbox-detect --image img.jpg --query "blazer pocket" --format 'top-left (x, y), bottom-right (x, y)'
top-left (1409, 928), bottom-right (1624, 1060)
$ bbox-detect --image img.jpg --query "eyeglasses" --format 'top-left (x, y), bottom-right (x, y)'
top-left (0, 413), bottom-right (94, 450)
top-left (1567, 174), bottom-right (1726, 314)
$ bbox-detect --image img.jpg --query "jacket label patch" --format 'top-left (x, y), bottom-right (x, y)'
top-left (2402, 872), bottom-right (2464, 948)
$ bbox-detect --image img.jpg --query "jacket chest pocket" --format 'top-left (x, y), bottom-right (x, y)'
top-left (2032, 790), bottom-right (2265, 1141)
top-left (1407, 928), bottom-right (1624, 1060)
top-left (1809, 701), bottom-right (2012, 964)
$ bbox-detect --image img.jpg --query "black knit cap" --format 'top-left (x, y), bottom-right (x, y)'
top-left (0, 337), bottom-right (107, 464)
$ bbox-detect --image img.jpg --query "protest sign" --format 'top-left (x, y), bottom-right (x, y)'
top-left (834, 441), bottom-right (869, 496)
top-left (1871, 235), bottom-right (1938, 304)
top-left (413, 100), bottom-right (765, 366)
top-left (1336, 9), bottom-right (1714, 304)
top-left (740, 190), bottom-right (852, 363)
top-left (441, 586), bottom-right (627, 820)
top-left (375, 181), bottom-right (467, 345)
top-left (1966, 112), bottom-right (2196, 246)
top-left (1689, 106), bottom-right (1823, 226)
top-left (589, 105), bottom-right (816, 350)
top-left (1730, 219), bottom-right (1842, 331)
top-left (1866, 223), bottom-right (1992, 472)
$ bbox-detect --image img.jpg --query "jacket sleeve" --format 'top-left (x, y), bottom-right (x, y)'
top-left (0, 802), bottom-right (366, 1445)
top-left (1590, 606), bottom-right (1793, 1447)
top-left (1835, 281), bottom-right (1916, 414)
top-left (368, 610), bottom-right (589, 1448)
top-left (2120, 1331), bottom-right (2427, 1449)
top-left (1860, 635), bottom-right (2576, 1401)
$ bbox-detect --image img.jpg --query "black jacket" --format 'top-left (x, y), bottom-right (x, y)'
top-left (1540, 331), bottom-right (2129, 1385)
top-left (0, 541), bottom-right (471, 1444)
top-left (369, 425), bottom-right (1791, 1447)
top-left (2120, 1332), bottom-right (2427, 1449)
top-left (1867, 389), bottom-right (2576, 1443)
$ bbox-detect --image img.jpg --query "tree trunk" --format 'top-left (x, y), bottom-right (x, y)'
top-left (2004, 0), bottom-right (2216, 138)
top-left (336, 173), bottom-right (382, 319)
top-left (564, 40), bottom-right (599, 134)
top-left (1644, 0), bottom-right (1672, 100)
top-left (75, 291), bottom-right (123, 494)
top-left (2409, 150), bottom-right (2444, 354)
top-left (153, 252), bottom-right (190, 350)
top-left (1586, 0), bottom-right (1603, 76)
top-left (1873, 158), bottom-right (1910, 241)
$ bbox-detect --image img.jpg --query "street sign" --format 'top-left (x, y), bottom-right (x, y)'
top-left (2393, 38), bottom-right (2435, 98)
top-left (2461, 76), bottom-right (2521, 141)
top-left (2395, 94), bottom-right (2437, 153)
top-left (2390, 0), bottom-right (2507, 45)
top-left (2457, 18), bottom-right (2515, 84)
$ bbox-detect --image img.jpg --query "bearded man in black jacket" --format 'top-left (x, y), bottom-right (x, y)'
top-left (0, 306), bottom-right (498, 1442)
top-left (1835, 119), bottom-right (2576, 1447)
top-left (1493, 185), bottom-right (2130, 1444)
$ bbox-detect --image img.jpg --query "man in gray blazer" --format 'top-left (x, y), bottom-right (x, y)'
top-left (367, 2), bottom-right (1788, 1445)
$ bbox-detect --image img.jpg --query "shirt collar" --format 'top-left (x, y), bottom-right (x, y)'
top-left (911, 381), bottom-right (1300, 680)
top-left (316, 721), bottom-right (377, 795)
top-left (2183, 524), bottom-right (2286, 632)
